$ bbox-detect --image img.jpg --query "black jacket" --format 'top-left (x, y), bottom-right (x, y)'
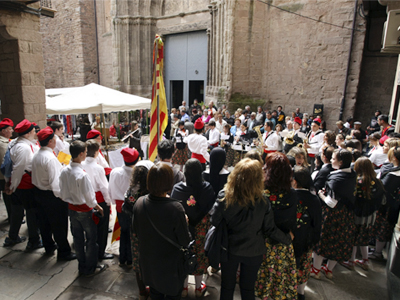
top-left (325, 169), bottom-right (357, 210)
top-left (313, 164), bottom-right (334, 192)
top-left (128, 129), bottom-right (143, 157)
top-left (293, 189), bottom-right (322, 262)
top-left (133, 195), bottom-right (190, 296)
top-left (210, 190), bottom-right (292, 257)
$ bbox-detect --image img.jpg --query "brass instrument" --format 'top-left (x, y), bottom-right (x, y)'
top-left (253, 125), bottom-right (264, 155)
top-left (284, 130), bottom-right (295, 145)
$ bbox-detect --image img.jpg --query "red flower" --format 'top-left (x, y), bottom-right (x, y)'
top-left (361, 186), bottom-right (367, 191)
top-left (270, 195), bottom-right (277, 201)
top-left (297, 213), bottom-right (302, 219)
top-left (299, 200), bottom-right (303, 204)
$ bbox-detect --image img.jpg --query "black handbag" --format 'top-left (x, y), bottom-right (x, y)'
top-left (143, 198), bottom-right (198, 275)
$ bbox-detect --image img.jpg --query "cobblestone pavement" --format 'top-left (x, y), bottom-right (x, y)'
top-left (0, 200), bottom-right (389, 300)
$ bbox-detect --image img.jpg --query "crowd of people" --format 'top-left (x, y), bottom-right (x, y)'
top-left (0, 100), bottom-right (399, 300)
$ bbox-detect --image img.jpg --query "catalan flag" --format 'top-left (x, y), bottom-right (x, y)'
top-left (149, 35), bottom-right (168, 162)
top-left (111, 216), bottom-right (121, 244)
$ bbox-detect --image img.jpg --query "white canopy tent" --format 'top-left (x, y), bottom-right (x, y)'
top-left (46, 83), bottom-right (151, 114)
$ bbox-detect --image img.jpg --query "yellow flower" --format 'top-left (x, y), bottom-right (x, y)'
top-left (371, 181), bottom-right (375, 185)
top-left (270, 252), bottom-right (275, 256)
top-left (279, 194), bottom-right (284, 198)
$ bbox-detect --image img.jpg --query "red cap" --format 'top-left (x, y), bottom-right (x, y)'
top-left (121, 148), bottom-right (139, 165)
top-left (380, 135), bottom-right (389, 146)
top-left (312, 118), bottom-right (321, 126)
top-left (14, 119), bottom-right (34, 135)
top-left (37, 127), bottom-right (54, 142)
top-left (294, 117), bottom-right (302, 125)
top-left (0, 118), bottom-right (14, 130)
top-left (194, 118), bottom-right (204, 130)
top-left (86, 129), bottom-right (102, 140)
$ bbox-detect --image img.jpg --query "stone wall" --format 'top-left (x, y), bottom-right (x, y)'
top-left (40, 0), bottom-right (98, 88)
top-left (0, 6), bottom-right (46, 128)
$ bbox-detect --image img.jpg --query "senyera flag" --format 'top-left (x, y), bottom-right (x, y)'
top-left (149, 35), bottom-right (168, 162)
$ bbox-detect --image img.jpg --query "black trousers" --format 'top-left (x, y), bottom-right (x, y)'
top-left (97, 201), bottom-right (110, 258)
top-left (149, 287), bottom-right (181, 300)
top-left (220, 253), bottom-right (263, 300)
top-left (117, 210), bottom-right (132, 264)
top-left (0, 179), bottom-right (12, 222)
top-left (34, 188), bottom-right (71, 257)
top-left (9, 188), bottom-right (40, 244)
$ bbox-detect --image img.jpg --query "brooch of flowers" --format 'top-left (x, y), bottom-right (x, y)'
top-left (187, 195), bottom-right (196, 207)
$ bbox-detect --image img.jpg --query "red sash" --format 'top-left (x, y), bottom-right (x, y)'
top-left (308, 153), bottom-right (315, 158)
top-left (210, 142), bottom-right (219, 148)
top-left (191, 153), bottom-right (206, 163)
top-left (104, 167), bottom-right (112, 176)
top-left (68, 203), bottom-right (99, 224)
top-left (95, 191), bottom-right (105, 203)
top-left (115, 199), bottom-right (124, 213)
top-left (264, 150), bottom-right (276, 154)
top-left (17, 173), bottom-right (34, 190)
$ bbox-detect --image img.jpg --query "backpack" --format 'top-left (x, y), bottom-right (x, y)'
top-left (1, 140), bottom-right (17, 178)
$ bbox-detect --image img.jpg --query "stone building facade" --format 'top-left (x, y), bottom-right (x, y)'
top-left (40, 0), bottom-right (400, 130)
top-left (0, 1), bottom-right (47, 128)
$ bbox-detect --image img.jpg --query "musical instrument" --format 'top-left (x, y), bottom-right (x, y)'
top-left (253, 125), bottom-right (264, 155)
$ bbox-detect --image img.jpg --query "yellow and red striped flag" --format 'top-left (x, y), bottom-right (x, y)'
top-left (149, 35), bottom-right (168, 162)
top-left (111, 216), bottom-right (121, 244)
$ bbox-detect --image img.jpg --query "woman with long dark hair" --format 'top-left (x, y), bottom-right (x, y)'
top-left (203, 147), bottom-right (230, 197)
top-left (255, 152), bottom-right (298, 300)
top-left (312, 149), bottom-right (357, 279)
top-left (211, 158), bottom-right (292, 300)
top-left (171, 159), bottom-right (215, 297)
top-left (123, 160), bottom-right (153, 300)
top-left (339, 157), bottom-right (384, 271)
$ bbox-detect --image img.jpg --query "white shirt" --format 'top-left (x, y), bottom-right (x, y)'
top-left (82, 157), bottom-right (112, 204)
top-left (54, 135), bottom-right (70, 156)
top-left (59, 162), bottom-right (97, 208)
top-left (185, 133), bottom-right (210, 162)
top-left (32, 147), bottom-right (63, 198)
top-left (208, 128), bottom-right (220, 145)
top-left (215, 119), bottom-right (227, 133)
top-left (369, 147), bottom-right (387, 167)
top-left (307, 130), bottom-right (325, 155)
top-left (262, 131), bottom-right (280, 151)
top-left (96, 149), bottom-right (110, 169)
top-left (239, 115), bottom-right (245, 124)
top-left (10, 137), bottom-right (37, 191)
top-left (109, 165), bottom-right (133, 201)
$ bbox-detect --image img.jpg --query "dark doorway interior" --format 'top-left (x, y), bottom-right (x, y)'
top-left (391, 85), bottom-right (400, 126)
top-left (171, 80), bottom-right (183, 109)
top-left (189, 81), bottom-right (204, 105)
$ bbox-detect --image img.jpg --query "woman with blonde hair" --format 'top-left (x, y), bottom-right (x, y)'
top-left (370, 144), bottom-right (400, 260)
top-left (340, 157), bottom-right (384, 271)
top-left (211, 158), bottom-right (292, 300)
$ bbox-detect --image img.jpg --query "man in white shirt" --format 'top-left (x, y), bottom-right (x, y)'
top-left (60, 140), bottom-right (105, 277)
top-left (207, 120), bottom-right (220, 149)
top-left (215, 113), bottom-right (227, 133)
top-left (4, 119), bottom-right (42, 250)
top-left (109, 147), bottom-right (140, 266)
top-left (86, 129), bottom-right (112, 177)
top-left (32, 127), bottom-right (75, 260)
top-left (83, 140), bottom-right (114, 261)
top-left (262, 121), bottom-right (280, 161)
top-left (185, 118), bottom-right (209, 170)
top-left (304, 118), bottom-right (325, 169)
top-left (0, 118), bottom-right (14, 224)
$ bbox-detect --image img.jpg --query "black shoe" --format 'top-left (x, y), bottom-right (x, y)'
top-left (298, 294), bottom-right (305, 300)
top-left (99, 253), bottom-right (114, 260)
top-left (3, 236), bottom-right (27, 247)
top-left (108, 228), bottom-right (112, 233)
top-left (85, 264), bottom-right (108, 277)
top-left (21, 219), bottom-right (25, 224)
top-left (25, 240), bottom-right (44, 251)
top-left (45, 244), bottom-right (58, 255)
top-left (58, 253), bottom-right (77, 261)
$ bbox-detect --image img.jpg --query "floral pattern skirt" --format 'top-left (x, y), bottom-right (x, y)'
top-left (130, 232), bottom-right (140, 273)
top-left (172, 145), bottom-right (189, 165)
top-left (297, 249), bottom-right (312, 285)
top-left (314, 204), bottom-right (355, 262)
top-left (372, 208), bottom-right (395, 242)
top-left (255, 240), bottom-right (298, 300)
top-left (192, 215), bottom-right (211, 275)
top-left (354, 224), bottom-right (373, 246)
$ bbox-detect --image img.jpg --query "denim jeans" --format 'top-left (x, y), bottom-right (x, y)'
top-left (97, 201), bottom-right (110, 259)
top-left (117, 211), bottom-right (132, 264)
top-left (69, 210), bottom-right (98, 275)
top-left (220, 253), bottom-right (263, 300)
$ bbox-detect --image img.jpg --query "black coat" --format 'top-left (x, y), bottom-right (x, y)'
top-left (381, 170), bottom-right (400, 223)
top-left (210, 190), bottom-right (292, 257)
top-left (128, 129), bottom-right (143, 157)
top-left (325, 169), bottom-right (357, 210)
top-left (313, 164), bottom-right (334, 192)
top-left (293, 190), bottom-right (322, 262)
top-left (133, 195), bottom-right (191, 296)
